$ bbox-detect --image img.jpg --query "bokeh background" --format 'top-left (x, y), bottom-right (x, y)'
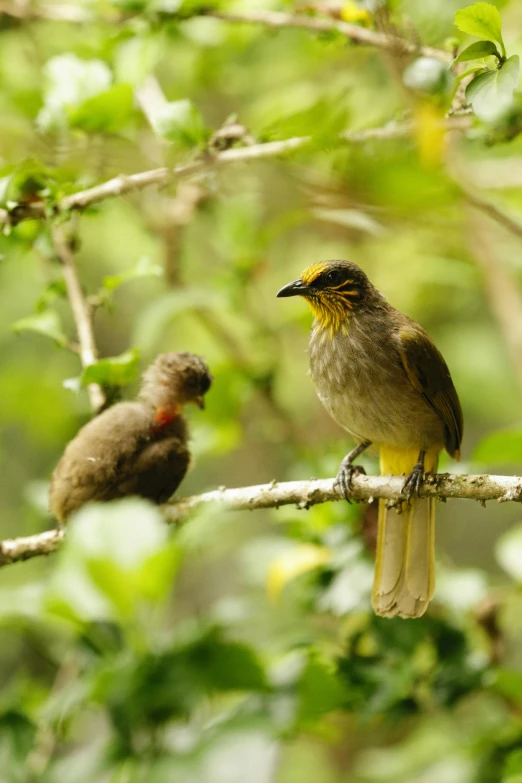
top-left (2, 0), bottom-right (522, 780)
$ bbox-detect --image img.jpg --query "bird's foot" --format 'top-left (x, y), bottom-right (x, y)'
top-left (402, 461), bottom-right (425, 502)
top-left (335, 459), bottom-right (366, 502)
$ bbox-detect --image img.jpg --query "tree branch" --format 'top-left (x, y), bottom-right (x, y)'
top-left (51, 223), bottom-right (106, 413)
top-left (0, 119), bottom-right (470, 229)
top-left (2, 472), bottom-right (521, 567)
top-left (0, 4), bottom-right (448, 60)
top-left (207, 9), bottom-right (449, 60)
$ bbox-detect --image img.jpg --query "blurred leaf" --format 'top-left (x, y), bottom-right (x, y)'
top-left (103, 256), bottom-right (163, 292)
top-left (152, 99), bottom-right (207, 146)
top-left (0, 711), bottom-right (35, 768)
top-left (47, 500), bottom-right (180, 624)
top-left (134, 288), bottom-right (224, 352)
top-left (496, 525), bottom-right (522, 582)
top-left (190, 628), bottom-right (268, 691)
top-left (115, 34), bottom-right (163, 85)
top-left (262, 98), bottom-right (349, 147)
top-left (455, 2), bottom-right (505, 54)
top-left (68, 499), bottom-right (169, 569)
top-left (135, 542), bottom-right (181, 602)
top-left (37, 54), bottom-right (112, 132)
top-left (298, 658), bottom-right (347, 725)
top-left (36, 279), bottom-right (67, 311)
top-left (69, 84), bottom-right (134, 133)
top-left (403, 57), bottom-right (453, 94)
top-left (473, 428), bottom-right (522, 463)
top-left (494, 670), bottom-right (522, 704)
top-left (12, 309), bottom-right (67, 347)
top-left (2, 159), bottom-right (57, 207)
top-left (80, 348), bottom-right (140, 387)
top-left (504, 749), bottom-right (522, 783)
top-left (454, 40), bottom-right (500, 63)
top-left (465, 56), bottom-right (519, 122)
top-left (267, 544), bottom-right (330, 601)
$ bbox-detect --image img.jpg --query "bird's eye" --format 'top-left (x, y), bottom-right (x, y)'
top-left (325, 270), bottom-right (343, 286)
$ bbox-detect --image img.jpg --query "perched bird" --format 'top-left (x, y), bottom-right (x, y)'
top-left (50, 352), bottom-right (212, 523)
top-left (277, 260), bottom-right (463, 619)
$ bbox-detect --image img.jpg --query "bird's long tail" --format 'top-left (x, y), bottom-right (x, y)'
top-left (372, 447), bottom-right (438, 619)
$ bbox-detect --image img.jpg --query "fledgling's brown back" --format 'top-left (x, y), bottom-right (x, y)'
top-left (49, 352), bottom-right (212, 522)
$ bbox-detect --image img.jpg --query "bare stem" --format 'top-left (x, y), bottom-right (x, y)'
top-left (51, 223), bottom-right (105, 413)
top-left (1, 472), bottom-right (521, 567)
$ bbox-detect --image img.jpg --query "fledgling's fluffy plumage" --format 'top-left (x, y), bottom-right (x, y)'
top-left (49, 352), bottom-right (212, 522)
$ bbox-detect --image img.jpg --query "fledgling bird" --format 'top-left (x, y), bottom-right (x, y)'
top-left (49, 352), bottom-right (212, 523)
top-left (277, 260), bottom-right (463, 619)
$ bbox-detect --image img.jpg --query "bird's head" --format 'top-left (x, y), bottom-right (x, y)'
top-left (277, 260), bottom-right (372, 335)
top-left (140, 352), bottom-right (213, 412)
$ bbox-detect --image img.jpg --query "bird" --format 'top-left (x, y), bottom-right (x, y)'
top-left (49, 352), bottom-right (212, 523)
top-left (277, 260), bottom-right (463, 619)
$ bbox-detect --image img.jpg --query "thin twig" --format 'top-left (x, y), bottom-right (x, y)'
top-left (51, 223), bottom-right (106, 412)
top-left (0, 4), bottom-right (449, 60)
top-left (464, 190), bottom-right (522, 241)
top-left (2, 472), bottom-right (521, 567)
top-left (0, 119), bottom-right (470, 229)
top-left (207, 9), bottom-right (449, 60)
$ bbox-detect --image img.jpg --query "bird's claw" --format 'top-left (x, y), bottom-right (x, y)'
top-left (335, 462), bottom-right (366, 502)
top-left (402, 463), bottom-right (424, 502)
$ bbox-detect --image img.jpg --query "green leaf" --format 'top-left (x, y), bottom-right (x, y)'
top-left (454, 65), bottom-right (488, 85)
top-left (151, 99), bottom-right (207, 146)
top-left (3, 159), bottom-right (56, 206)
top-left (80, 348), bottom-right (140, 387)
top-left (190, 629), bottom-right (268, 692)
top-left (0, 711), bottom-right (36, 766)
top-left (135, 543), bottom-right (181, 603)
top-left (69, 84), bottom-right (134, 134)
top-left (47, 499), bottom-right (177, 623)
top-left (494, 669), bottom-right (522, 704)
top-left (36, 279), bottom-right (67, 312)
top-left (454, 40), bottom-right (501, 63)
top-left (37, 54), bottom-right (112, 132)
top-left (496, 525), bottom-right (522, 582)
top-left (115, 34), bottom-right (163, 86)
top-left (12, 309), bottom-right (67, 347)
top-left (103, 256), bottom-right (163, 292)
top-left (473, 427), bottom-right (522, 463)
top-left (455, 2), bottom-right (505, 56)
top-left (465, 56), bottom-right (520, 121)
top-left (504, 749), bottom-right (522, 782)
top-left (298, 657), bottom-right (347, 725)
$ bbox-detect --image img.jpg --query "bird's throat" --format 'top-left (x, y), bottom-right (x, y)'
top-left (306, 297), bottom-right (350, 337)
top-left (153, 404), bottom-right (180, 430)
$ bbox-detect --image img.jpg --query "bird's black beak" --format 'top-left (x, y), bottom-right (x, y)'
top-left (276, 279), bottom-right (310, 298)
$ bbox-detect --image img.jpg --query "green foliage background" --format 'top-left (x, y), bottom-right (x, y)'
top-left (2, 0), bottom-right (522, 780)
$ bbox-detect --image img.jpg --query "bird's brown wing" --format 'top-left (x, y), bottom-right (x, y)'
top-left (50, 403), bottom-right (151, 520)
top-left (395, 321), bottom-right (463, 458)
top-left (116, 437), bottom-right (191, 504)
